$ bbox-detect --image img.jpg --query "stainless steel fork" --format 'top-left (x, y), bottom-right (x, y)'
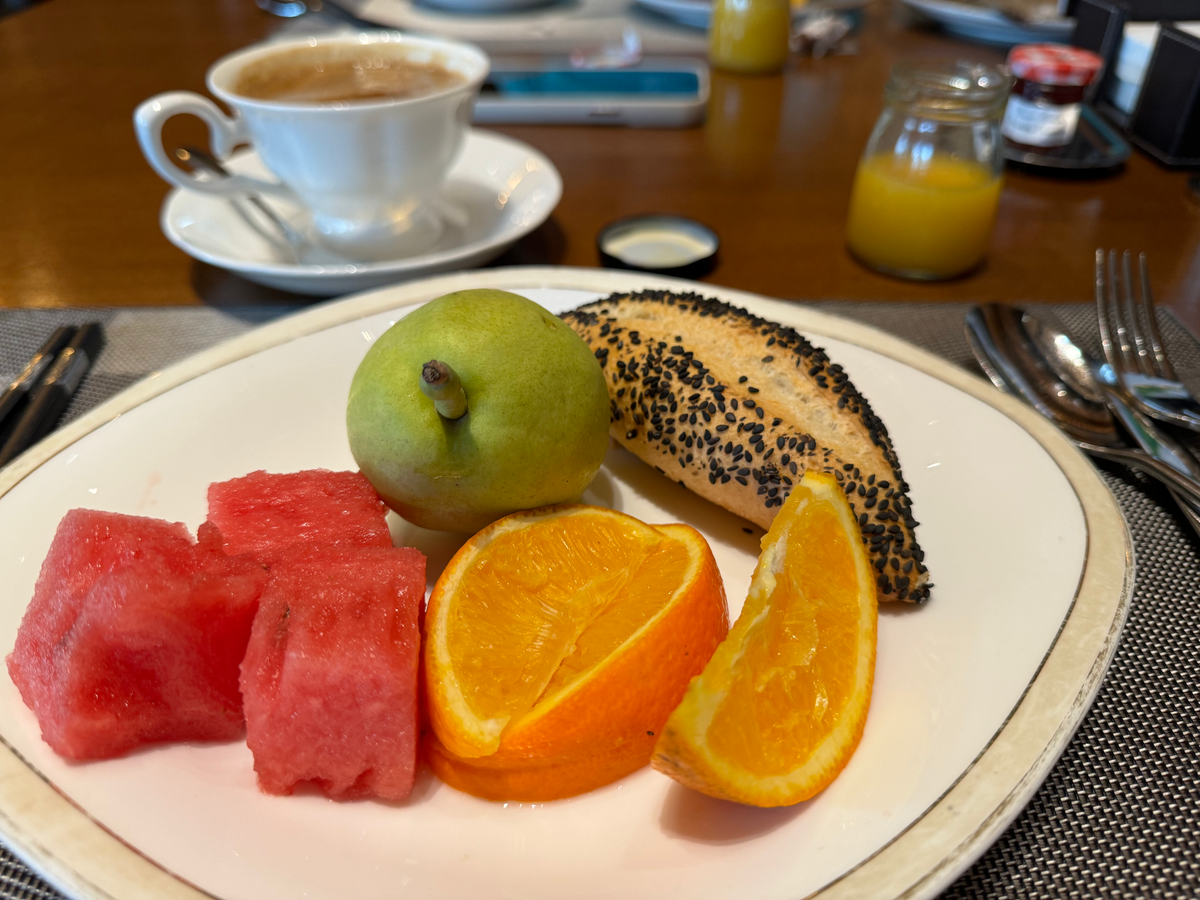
top-left (1096, 248), bottom-right (1200, 431)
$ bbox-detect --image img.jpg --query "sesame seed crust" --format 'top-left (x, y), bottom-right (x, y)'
top-left (562, 289), bottom-right (931, 604)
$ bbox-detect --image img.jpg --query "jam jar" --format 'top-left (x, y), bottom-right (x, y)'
top-left (1002, 44), bottom-right (1104, 150)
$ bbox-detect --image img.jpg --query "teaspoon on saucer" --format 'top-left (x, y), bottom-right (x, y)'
top-left (174, 146), bottom-right (308, 263)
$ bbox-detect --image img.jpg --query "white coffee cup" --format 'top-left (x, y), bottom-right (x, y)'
top-left (134, 33), bottom-right (489, 261)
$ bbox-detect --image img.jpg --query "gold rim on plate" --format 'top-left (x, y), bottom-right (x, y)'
top-left (0, 267), bottom-right (1132, 900)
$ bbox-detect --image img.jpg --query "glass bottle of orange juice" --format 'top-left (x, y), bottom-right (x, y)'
top-left (709, 0), bottom-right (791, 75)
top-left (846, 62), bottom-right (1013, 280)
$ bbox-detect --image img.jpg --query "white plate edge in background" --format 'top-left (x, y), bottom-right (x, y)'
top-left (900, 0), bottom-right (1074, 43)
top-left (0, 266), bottom-right (1131, 900)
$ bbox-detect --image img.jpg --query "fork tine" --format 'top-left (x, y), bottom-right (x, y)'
top-left (1096, 248), bottom-right (1119, 369)
top-left (1121, 250), bottom-right (1156, 376)
top-left (1137, 252), bottom-right (1177, 380)
top-left (1110, 250), bottom-right (1140, 374)
top-left (1104, 250), bottom-right (1130, 372)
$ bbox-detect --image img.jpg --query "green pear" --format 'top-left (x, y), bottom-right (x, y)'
top-left (346, 289), bottom-right (611, 533)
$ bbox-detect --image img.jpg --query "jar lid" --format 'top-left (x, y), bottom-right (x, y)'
top-left (1007, 44), bottom-right (1104, 87)
top-left (596, 215), bottom-right (718, 278)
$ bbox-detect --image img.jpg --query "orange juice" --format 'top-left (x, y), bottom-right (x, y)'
top-left (846, 154), bottom-right (1002, 280)
top-left (709, 0), bottom-right (791, 75)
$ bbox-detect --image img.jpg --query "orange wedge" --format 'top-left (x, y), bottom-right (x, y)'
top-left (652, 470), bottom-right (877, 807)
top-left (423, 504), bottom-right (728, 801)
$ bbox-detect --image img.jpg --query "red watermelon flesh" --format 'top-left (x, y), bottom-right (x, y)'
top-left (241, 545), bottom-right (426, 801)
top-left (196, 520), bottom-right (225, 553)
top-left (7, 509), bottom-right (268, 760)
top-left (206, 469), bottom-right (392, 565)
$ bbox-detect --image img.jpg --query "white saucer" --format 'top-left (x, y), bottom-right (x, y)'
top-left (161, 130), bottom-right (563, 296)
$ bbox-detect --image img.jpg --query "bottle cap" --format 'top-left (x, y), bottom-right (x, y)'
top-left (1007, 44), bottom-right (1104, 87)
top-left (597, 215), bottom-right (718, 278)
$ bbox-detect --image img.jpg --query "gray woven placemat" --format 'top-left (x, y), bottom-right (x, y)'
top-left (0, 297), bottom-right (1196, 900)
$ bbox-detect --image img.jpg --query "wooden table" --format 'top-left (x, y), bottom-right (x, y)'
top-left (1, 0), bottom-right (1199, 326)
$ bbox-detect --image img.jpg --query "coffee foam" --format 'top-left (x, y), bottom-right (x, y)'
top-left (233, 44), bottom-right (467, 104)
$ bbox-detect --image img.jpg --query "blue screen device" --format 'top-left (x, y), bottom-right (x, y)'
top-left (472, 60), bottom-right (709, 127)
top-left (482, 70), bottom-right (702, 95)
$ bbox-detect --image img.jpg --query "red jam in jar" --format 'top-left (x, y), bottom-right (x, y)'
top-left (1002, 44), bottom-right (1104, 149)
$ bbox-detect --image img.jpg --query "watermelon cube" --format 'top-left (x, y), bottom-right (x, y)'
top-left (240, 545), bottom-right (426, 801)
top-left (206, 470), bottom-right (392, 565)
top-left (7, 509), bottom-right (268, 760)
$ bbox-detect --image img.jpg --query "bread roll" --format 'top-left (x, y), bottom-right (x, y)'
top-left (563, 290), bottom-right (930, 603)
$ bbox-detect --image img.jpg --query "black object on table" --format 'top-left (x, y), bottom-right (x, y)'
top-left (0, 323), bottom-right (104, 468)
top-left (1004, 106), bottom-right (1132, 171)
top-left (1071, 0), bottom-right (1128, 108)
top-left (0, 325), bottom-right (75, 449)
top-left (1128, 24), bottom-right (1200, 167)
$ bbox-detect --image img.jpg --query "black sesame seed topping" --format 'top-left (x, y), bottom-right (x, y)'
top-left (566, 289), bottom-right (929, 604)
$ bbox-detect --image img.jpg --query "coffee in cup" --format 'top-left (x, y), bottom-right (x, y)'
top-left (232, 44), bottom-right (470, 104)
top-left (134, 33), bottom-right (489, 261)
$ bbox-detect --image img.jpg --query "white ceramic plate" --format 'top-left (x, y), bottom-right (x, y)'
top-left (900, 0), bottom-right (1072, 45)
top-left (161, 130), bottom-right (562, 296)
top-left (0, 268), bottom-right (1130, 900)
top-left (338, 0), bottom-right (710, 56)
top-left (417, 0), bottom-right (557, 13)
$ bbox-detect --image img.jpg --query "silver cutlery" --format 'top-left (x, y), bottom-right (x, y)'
top-left (1096, 248), bottom-right (1200, 432)
top-left (1022, 309), bottom-right (1200, 489)
top-left (966, 304), bottom-right (1200, 535)
top-left (174, 146), bottom-right (307, 263)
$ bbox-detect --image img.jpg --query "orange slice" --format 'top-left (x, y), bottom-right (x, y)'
top-left (423, 504), bottom-right (728, 801)
top-left (651, 470), bottom-right (877, 807)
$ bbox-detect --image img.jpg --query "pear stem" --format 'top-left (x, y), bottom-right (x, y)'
top-left (420, 360), bottom-right (467, 420)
